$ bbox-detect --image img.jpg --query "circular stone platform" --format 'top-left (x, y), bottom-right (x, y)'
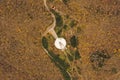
top-left (54, 38), bottom-right (66, 50)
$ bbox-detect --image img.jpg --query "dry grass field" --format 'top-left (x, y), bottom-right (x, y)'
top-left (0, 0), bottom-right (120, 80)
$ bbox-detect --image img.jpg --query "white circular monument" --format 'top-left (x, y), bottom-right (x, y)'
top-left (54, 38), bottom-right (66, 50)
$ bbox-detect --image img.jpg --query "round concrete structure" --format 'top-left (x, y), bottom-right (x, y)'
top-left (54, 38), bottom-right (66, 50)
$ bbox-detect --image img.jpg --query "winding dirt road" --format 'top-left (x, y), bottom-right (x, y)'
top-left (43, 0), bottom-right (58, 39)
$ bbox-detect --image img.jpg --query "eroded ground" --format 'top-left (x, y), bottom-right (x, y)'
top-left (0, 0), bottom-right (120, 80)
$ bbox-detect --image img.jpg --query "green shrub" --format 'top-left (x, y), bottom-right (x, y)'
top-left (62, 0), bottom-right (70, 5)
top-left (42, 37), bottom-right (48, 49)
top-left (70, 35), bottom-right (78, 48)
top-left (48, 50), bottom-right (70, 70)
top-left (69, 20), bottom-right (76, 28)
top-left (50, 9), bottom-right (63, 27)
top-left (47, 50), bottom-right (71, 80)
top-left (75, 50), bottom-right (81, 60)
top-left (77, 27), bottom-right (82, 33)
top-left (57, 28), bottom-right (62, 36)
top-left (63, 24), bottom-right (68, 30)
top-left (68, 54), bottom-right (74, 61)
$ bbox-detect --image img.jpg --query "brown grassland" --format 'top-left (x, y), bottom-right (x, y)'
top-left (0, 0), bottom-right (120, 80)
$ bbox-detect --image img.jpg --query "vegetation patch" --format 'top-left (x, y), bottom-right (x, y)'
top-left (62, 0), bottom-right (70, 5)
top-left (42, 36), bottom-right (81, 80)
top-left (69, 20), bottom-right (77, 28)
top-left (42, 37), bottom-right (72, 80)
top-left (63, 24), bottom-right (68, 30)
top-left (68, 49), bottom-right (81, 61)
top-left (57, 28), bottom-right (63, 37)
top-left (50, 9), bottom-right (63, 27)
top-left (42, 4), bottom-right (81, 80)
top-left (77, 27), bottom-right (82, 33)
top-left (90, 50), bottom-right (110, 70)
top-left (42, 37), bottom-right (49, 49)
top-left (50, 9), bottom-right (64, 36)
top-left (74, 50), bottom-right (81, 60)
top-left (70, 35), bottom-right (78, 48)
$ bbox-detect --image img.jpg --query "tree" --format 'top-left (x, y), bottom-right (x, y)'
top-left (42, 37), bottom-right (48, 49)
top-left (70, 35), bottom-right (78, 48)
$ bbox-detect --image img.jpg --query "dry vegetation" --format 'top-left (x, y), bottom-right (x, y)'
top-left (0, 0), bottom-right (120, 80)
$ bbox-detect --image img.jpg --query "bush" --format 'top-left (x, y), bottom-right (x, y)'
top-left (70, 35), bottom-right (78, 48)
top-left (62, 0), bottom-right (70, 5)
top-left (69, 20), bottom-right (76, 28)
top-left (50, 9), bottom-right (63, 27)
top-left (47, 50), bottom-right (71, 80)
top-left (77, 27), bottom-right (82, 33)
top-left (63, 24), bottom-right (68, 30)
top-left (57, 28), bottom-right (62, 36)
top-left (42, 37), bottom-right (48, 49)
top-left (75, 50), bottom-right (81, 60)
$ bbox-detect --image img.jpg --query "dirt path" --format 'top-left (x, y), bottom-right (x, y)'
top-left (43, 0), bottom-right (58, 39)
